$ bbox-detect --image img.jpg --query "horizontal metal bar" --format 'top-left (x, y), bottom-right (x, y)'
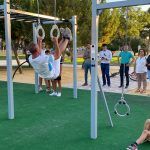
top-left (10, 9), bottom-right (61, 21)
top-left (42, 19), bottom-right (71, 24)
top-left (97, 0), bottom-right (150, 10)
top-left (0, 5), bottom-right (4, 10)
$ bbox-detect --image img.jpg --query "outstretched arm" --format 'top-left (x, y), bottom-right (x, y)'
top-left (52, 37), bottom-right (60, 60)
top-left (37, 37), bottom-right (43, 53)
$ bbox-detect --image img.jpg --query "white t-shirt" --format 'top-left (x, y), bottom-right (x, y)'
top-left (136, 57), bottom-right (147, 73)
top-left (29, 53), bottom-right (61, 79)
top-left (99, 49), bottom-right (112, 64)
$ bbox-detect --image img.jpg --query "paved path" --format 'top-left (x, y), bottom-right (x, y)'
top-left (1, 60), bottom-right (149, 96)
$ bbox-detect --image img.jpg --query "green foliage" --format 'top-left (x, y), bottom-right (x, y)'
top-left (0, 0), bottom-right (149, 50)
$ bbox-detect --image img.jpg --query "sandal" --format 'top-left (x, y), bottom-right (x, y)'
top-left (140, 89), bottom-right (146, 93)
top-left (135, 89), bottom-right (140, 93)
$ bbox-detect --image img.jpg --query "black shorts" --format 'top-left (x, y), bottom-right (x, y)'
top-left (54, 75), bottom-right (61, 81)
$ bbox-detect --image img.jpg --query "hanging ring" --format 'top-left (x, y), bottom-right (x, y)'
top-left (114, 97), bottom-right (130, 117)
top-left (36, 24), bottom-right (45, 40)
top-left (50, 24), bottom-right (60, 39)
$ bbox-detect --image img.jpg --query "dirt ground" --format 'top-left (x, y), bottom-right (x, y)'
top-left (0, 65), bottom-right (86, 86)
top-left (0, 65), bottom-right (149, 96)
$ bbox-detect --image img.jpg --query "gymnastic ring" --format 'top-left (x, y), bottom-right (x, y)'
top-left (36, 24), bottom-right (45, 39)
top-left (114, 98), bottom-right (130, 117)
top-left (50, 24), bottom-right (60, 39)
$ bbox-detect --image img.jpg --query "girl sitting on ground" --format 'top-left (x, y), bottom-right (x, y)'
top-left (127, 119), bottom-right (150, 150)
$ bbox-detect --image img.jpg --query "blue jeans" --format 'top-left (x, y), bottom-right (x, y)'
top-left (84, 61), bottom-right (91, 84)
top-left (100, 63), bottom-right (110, 86)
top-left (147, 70), bottom-right (150, 81)
top-left (119, 64), bottom-right (129, 86)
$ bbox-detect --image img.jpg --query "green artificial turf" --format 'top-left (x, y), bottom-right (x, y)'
top-left (0, 81), bottom-right (149, 150)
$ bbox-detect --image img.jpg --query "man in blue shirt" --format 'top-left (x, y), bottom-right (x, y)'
top-left (118, 45), bottom-right (135, 88)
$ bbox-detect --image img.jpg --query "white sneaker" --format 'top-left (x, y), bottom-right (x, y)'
top-left (57, 92), bottom-right (61, 97)
top-left (49, 92), bottom-right (57, 96)
top-left (39, 87), bottom-right (43, 92)
top-left (46, 88), bottom-right (50, 93)
top-left (64, 27), bottom-right (72, 41)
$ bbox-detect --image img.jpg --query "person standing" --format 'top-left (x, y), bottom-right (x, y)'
top-left (82, 44), bottom-right (91, 86)
top-left (146, 53), bottom-right (150, 81)
top-left (135, 49), bottom-right (147, 93)
top-left (50, 56), bottom-right (63, 97)
top-left (99, 44), bottom-right (112, 87)
top-left (118, 45), bottom-right (135, 88)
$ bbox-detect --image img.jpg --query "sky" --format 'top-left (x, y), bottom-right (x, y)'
top-left (106, 0), bottom-right (150, 11)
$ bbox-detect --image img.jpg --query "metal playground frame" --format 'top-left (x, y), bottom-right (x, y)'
top-left (0, 0), bottom-right (77, 120)
top-left (91, 0), bottom-right (150, 139)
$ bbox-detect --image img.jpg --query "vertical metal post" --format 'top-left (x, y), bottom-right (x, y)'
top-left (4, 0), bottom-right (14, 119)
top-left (32, 23), bottom-right (39, 94)
top-left (72, 16), bottom-right (78, 99)
top-left (91, 0), bottom-right (99, 139)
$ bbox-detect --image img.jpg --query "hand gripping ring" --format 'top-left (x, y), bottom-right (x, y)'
top-left (50, 24), bottom-right (60, 39)
top-left (114, 97), bottom-right (130, 117)
top-left (36, 24), bottom-right (45, 39)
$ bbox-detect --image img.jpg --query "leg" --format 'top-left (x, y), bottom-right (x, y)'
top-left (105, 64), bottom-right (110, 86)
top-left (147, 70), bottom-right (150, 81)
top-left (141, 72), bottom-right (147, 92)
top-left (57, 79), bottom-right (62, 97)
top-left (136, 73), bottom-right (141, 91)
top-left (136, 130), bottom-right (150, 144)
top-left (84, 63), bottom-right (88, 85)
top-left (101, 63), bottom-right (106, 85)
top-left (125, 65), bottom-right (129, 87)
top-left (127, 130), bottom-right (150, 150)
top-left (44, 79), bottom-right (51, 92)
top-left (53, 38), bottom-right (69, 60)
top-left (58, 64), bottom-right (62, 93)
top-left (39, 77), bottom-right (43, 91)
top-left (119, 64), bottom-right (124, 86)
top-left (49, 80), bottom-right (57, 96)
top-left (59, 39), bottom-right (69, 54)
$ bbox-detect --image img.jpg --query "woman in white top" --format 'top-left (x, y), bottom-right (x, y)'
top-left (135, 49), bottom-right (147, 93)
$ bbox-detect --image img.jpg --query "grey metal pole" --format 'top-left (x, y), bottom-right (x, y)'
top-left (32, 23), bottom-right (39, 94)
top-left (72, 16), bottom-right (77, 99)
top-left (91, 0), bottom-right (99, 139)
top-left (43, 20), bottom-right (70, 25)
top-left (97, 76), bottom-right (113, 127)
top-left (4, 0), bottom-right (14, 119)
top-left (96, 0), bottom-right (150, 10)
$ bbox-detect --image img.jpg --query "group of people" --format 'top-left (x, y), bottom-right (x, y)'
top-left (82, 43), bottom-right (150, 93)
top-left (27, 27), bottom-right (149, 149)
top-left (28, 27), bottom-right (72, 97)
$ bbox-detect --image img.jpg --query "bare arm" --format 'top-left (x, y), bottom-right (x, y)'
top-left (37, 37), bottom-right (43, 53)
top-left (52, 37), bottom-right (60, 60)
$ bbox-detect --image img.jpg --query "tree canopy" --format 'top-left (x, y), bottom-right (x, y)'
top-left (0, 0), bottom-right (149, 52)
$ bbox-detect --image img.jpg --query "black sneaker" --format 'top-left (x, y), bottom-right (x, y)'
top-left (125, 85), bottom-right (129, 89)
top-left (118, 85), bottom-right (122, 88)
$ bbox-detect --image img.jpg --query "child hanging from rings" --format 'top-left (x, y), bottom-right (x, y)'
top-left (127, 119), bottom-right (150, 150)
top-left (28, 27), bottom-right (72, 83)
